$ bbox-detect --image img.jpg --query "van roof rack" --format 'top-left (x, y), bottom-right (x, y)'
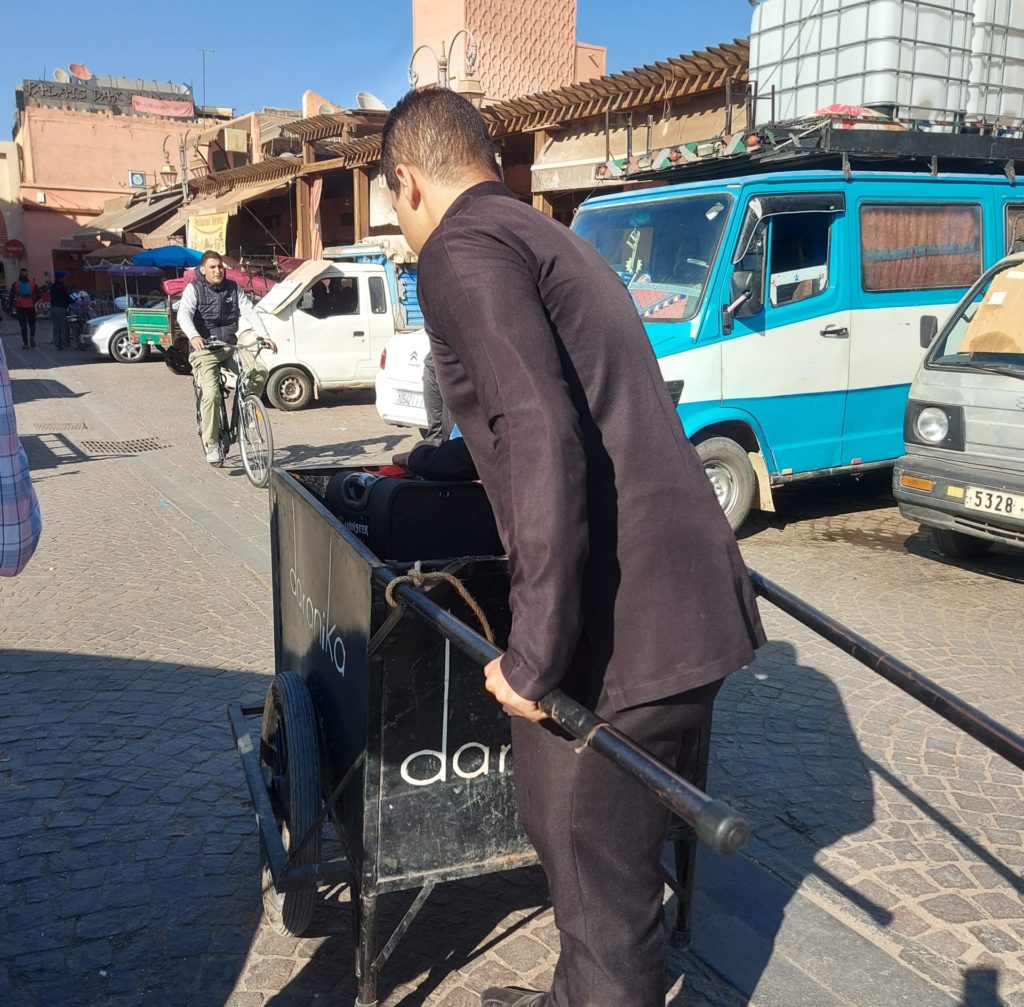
top-left (595, 119), bottom-right (1024, 187)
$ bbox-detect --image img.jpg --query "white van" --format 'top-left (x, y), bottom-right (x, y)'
top-left (894, 253), bottom-right (1024, 558)
top-left (240, 260), bottom-right (404, 411)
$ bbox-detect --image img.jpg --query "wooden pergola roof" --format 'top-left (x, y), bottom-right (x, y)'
top-left (484, 39), bottom-right (748, 137)
top-left (190, 155), bottom-right (302, 195)
top-left (280, 110), bottom-right (390, 143)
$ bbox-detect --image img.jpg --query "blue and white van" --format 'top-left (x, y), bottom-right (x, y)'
top-left (572, 170), bottom-right (1024, 527)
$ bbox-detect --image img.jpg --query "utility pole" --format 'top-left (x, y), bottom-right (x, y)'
top-left (198, 48), bottom-right (214, 119)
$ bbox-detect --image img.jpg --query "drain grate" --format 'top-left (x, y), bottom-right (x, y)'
top-left (80, 438), bottom-right (168, 455)
top-left (33, 421), bottom-right (89, 432)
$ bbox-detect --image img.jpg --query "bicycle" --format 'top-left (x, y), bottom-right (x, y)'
top-left (193, 339), bottom-right (276, 488)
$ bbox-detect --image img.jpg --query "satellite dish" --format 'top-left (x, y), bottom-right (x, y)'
top-left (69, 63), bottom-right (94, 82)
top-left (53, 68), bottom-right (71, 84)
top-left (317, 102), bottom-right (336, 115)
top-left (357, 91), bottom-right (388, 111)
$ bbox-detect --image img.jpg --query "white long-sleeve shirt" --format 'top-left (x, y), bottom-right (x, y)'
top-left (176, 280), bottom-right (269, 346)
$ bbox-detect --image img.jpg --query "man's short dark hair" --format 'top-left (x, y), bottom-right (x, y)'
top-left (199, 250), bottom-right (223, 267)
top-left (381, 87), bottom-right (498, 195)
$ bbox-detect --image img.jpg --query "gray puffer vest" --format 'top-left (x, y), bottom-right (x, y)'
top-left (191, 275), bottom-right (241, 345)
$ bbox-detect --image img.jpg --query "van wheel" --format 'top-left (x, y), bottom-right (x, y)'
top-left (268, 367), bottom-right (312, 411)
top-left (695, 437), bottom-right (756, 531)
top-left (932, 527), bottom-right (992, 559)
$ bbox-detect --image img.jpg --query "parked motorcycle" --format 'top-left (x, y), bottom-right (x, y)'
top-left (67, 293), bottom-right (92, 351)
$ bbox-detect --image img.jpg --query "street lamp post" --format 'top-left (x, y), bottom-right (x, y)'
top-left (161, 131), bottom-right (202, 201)
top-left (408, 28), bottom-right (484, 107)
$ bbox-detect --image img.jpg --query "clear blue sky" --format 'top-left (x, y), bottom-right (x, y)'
top-left (5, 1), bottom-right (752, 126)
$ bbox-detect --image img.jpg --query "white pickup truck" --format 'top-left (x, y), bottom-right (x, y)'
top-left (238, 255), bottom-right (420, 411)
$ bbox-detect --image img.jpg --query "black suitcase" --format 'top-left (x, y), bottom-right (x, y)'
top-left (323, 470), bottom-right (504, 562)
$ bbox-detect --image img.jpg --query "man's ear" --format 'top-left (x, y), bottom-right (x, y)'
top-left (394, 164), bottom-right (422, 210)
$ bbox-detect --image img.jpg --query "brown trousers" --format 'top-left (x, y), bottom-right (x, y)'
top-left (511, 676), bottom-right (720, 1007)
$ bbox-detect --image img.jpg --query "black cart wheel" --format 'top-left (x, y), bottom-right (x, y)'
top-left (695, 436), bottom-right (756, 531)
top-left (933, 527), bottom-right (992, 559)
top-left (259, 672), bottom-right (322, 937)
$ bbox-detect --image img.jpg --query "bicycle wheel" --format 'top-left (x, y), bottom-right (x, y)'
top-left (217, 390), bottom-right (231, 463)
top-left (193, 380), bottom-right (206, 457)
top-left (239, 394), bottom-right (274, 488)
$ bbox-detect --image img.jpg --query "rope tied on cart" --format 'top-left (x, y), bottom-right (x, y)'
top-left (384, 563), bottom-right (496, 644)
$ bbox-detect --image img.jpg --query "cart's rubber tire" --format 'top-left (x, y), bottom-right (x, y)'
top-left (259, 672), bottom-right (322, 937)
top-left (239, 394), bottom-right (275, 488)
top-left (695, 436), bottom-right (756, 531)
top-left (109, 330), bottom-right (149, 363)
top-left (932, 527), bottom-right (993, 559)
top-left (267, 367), bottom-right (313, 411)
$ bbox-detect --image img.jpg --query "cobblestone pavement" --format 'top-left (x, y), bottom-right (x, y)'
top-left (722, 485), bottom-right (1024, 1004)
top-left (1, 326), bottom-right (1021, 1006)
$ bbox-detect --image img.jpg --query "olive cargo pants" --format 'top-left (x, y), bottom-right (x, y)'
top-left (189, 344), bottom-right (268, 446)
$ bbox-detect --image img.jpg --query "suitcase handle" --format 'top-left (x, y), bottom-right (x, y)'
top-left (338, 471), bottom-right (378, 511)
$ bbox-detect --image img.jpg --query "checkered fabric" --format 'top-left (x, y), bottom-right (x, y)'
top-left (0, 339), bottom-right (42, 576)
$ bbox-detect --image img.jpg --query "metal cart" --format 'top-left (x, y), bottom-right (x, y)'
top-left (229, 465), bottom-right (748, 1006)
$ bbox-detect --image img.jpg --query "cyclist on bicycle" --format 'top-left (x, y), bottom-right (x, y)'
top-left (176, 251), bottom-right (277, 464)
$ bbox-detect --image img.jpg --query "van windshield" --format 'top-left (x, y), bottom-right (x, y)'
top-left (573, 194), bottom-right (731, 322)
top-left (930, 260), bottom-right (1024, 377)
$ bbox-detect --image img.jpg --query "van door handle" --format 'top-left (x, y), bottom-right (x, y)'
top-left (819, 325), bottom-right (849, 339)
top-left (353, 330), bottom-right (365, 337)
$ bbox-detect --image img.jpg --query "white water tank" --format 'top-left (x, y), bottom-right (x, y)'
top-left (967, 0), bottom-right (1024, 126)
top-left (750, 0), bottom-right (975, 126)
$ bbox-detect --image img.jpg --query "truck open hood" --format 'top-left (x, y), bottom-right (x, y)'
top-left (256, 259), bottom-right (350, 316)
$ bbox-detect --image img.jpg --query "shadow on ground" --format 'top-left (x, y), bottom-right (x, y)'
top-left (0, 650), bottom-right (549, 1007)
top-left (739, 470), bottom-right (895, 540)
top-left (0, 650), bottom-right (266, 1007)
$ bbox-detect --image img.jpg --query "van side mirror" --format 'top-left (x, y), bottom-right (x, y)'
top-left (920, 315), bottom-right (938, 349)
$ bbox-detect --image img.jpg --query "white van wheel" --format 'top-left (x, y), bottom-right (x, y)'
top-left (932, 527), bottom-right (992, 559)
top-left (696, 437), bottom-right (756, 531)
top-left (268, 367), bottom-right (312, 411)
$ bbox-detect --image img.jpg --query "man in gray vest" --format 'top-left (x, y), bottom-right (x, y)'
top-left (176, 251), bottom-right (276, 464)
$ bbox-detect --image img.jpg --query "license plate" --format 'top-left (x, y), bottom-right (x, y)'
top-left (964, 486), bottom-right (1023, 520)
top-left (395, 391), bottom-right (424, 408)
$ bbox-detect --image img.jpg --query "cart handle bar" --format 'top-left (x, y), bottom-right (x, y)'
top-left (748, 569), bottom-right (1024, 772)
top-left (376, 569), bottom-right (750, 857)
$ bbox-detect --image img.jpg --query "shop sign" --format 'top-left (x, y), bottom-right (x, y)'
top-left (186, 213), bottom-right (229, 254)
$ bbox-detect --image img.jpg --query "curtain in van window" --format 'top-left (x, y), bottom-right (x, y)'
top-left (860, 205), bottom-right (982, 291)
top-left (1005, 204), bottom-right (1024, 253)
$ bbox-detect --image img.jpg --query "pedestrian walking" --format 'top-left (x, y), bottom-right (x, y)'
top-left (48, 272), bottom-right (72, 350)
top-left (381, 88), bottom-right (766, 1007)
top-left (9, 269), bottom-right (39, 348)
